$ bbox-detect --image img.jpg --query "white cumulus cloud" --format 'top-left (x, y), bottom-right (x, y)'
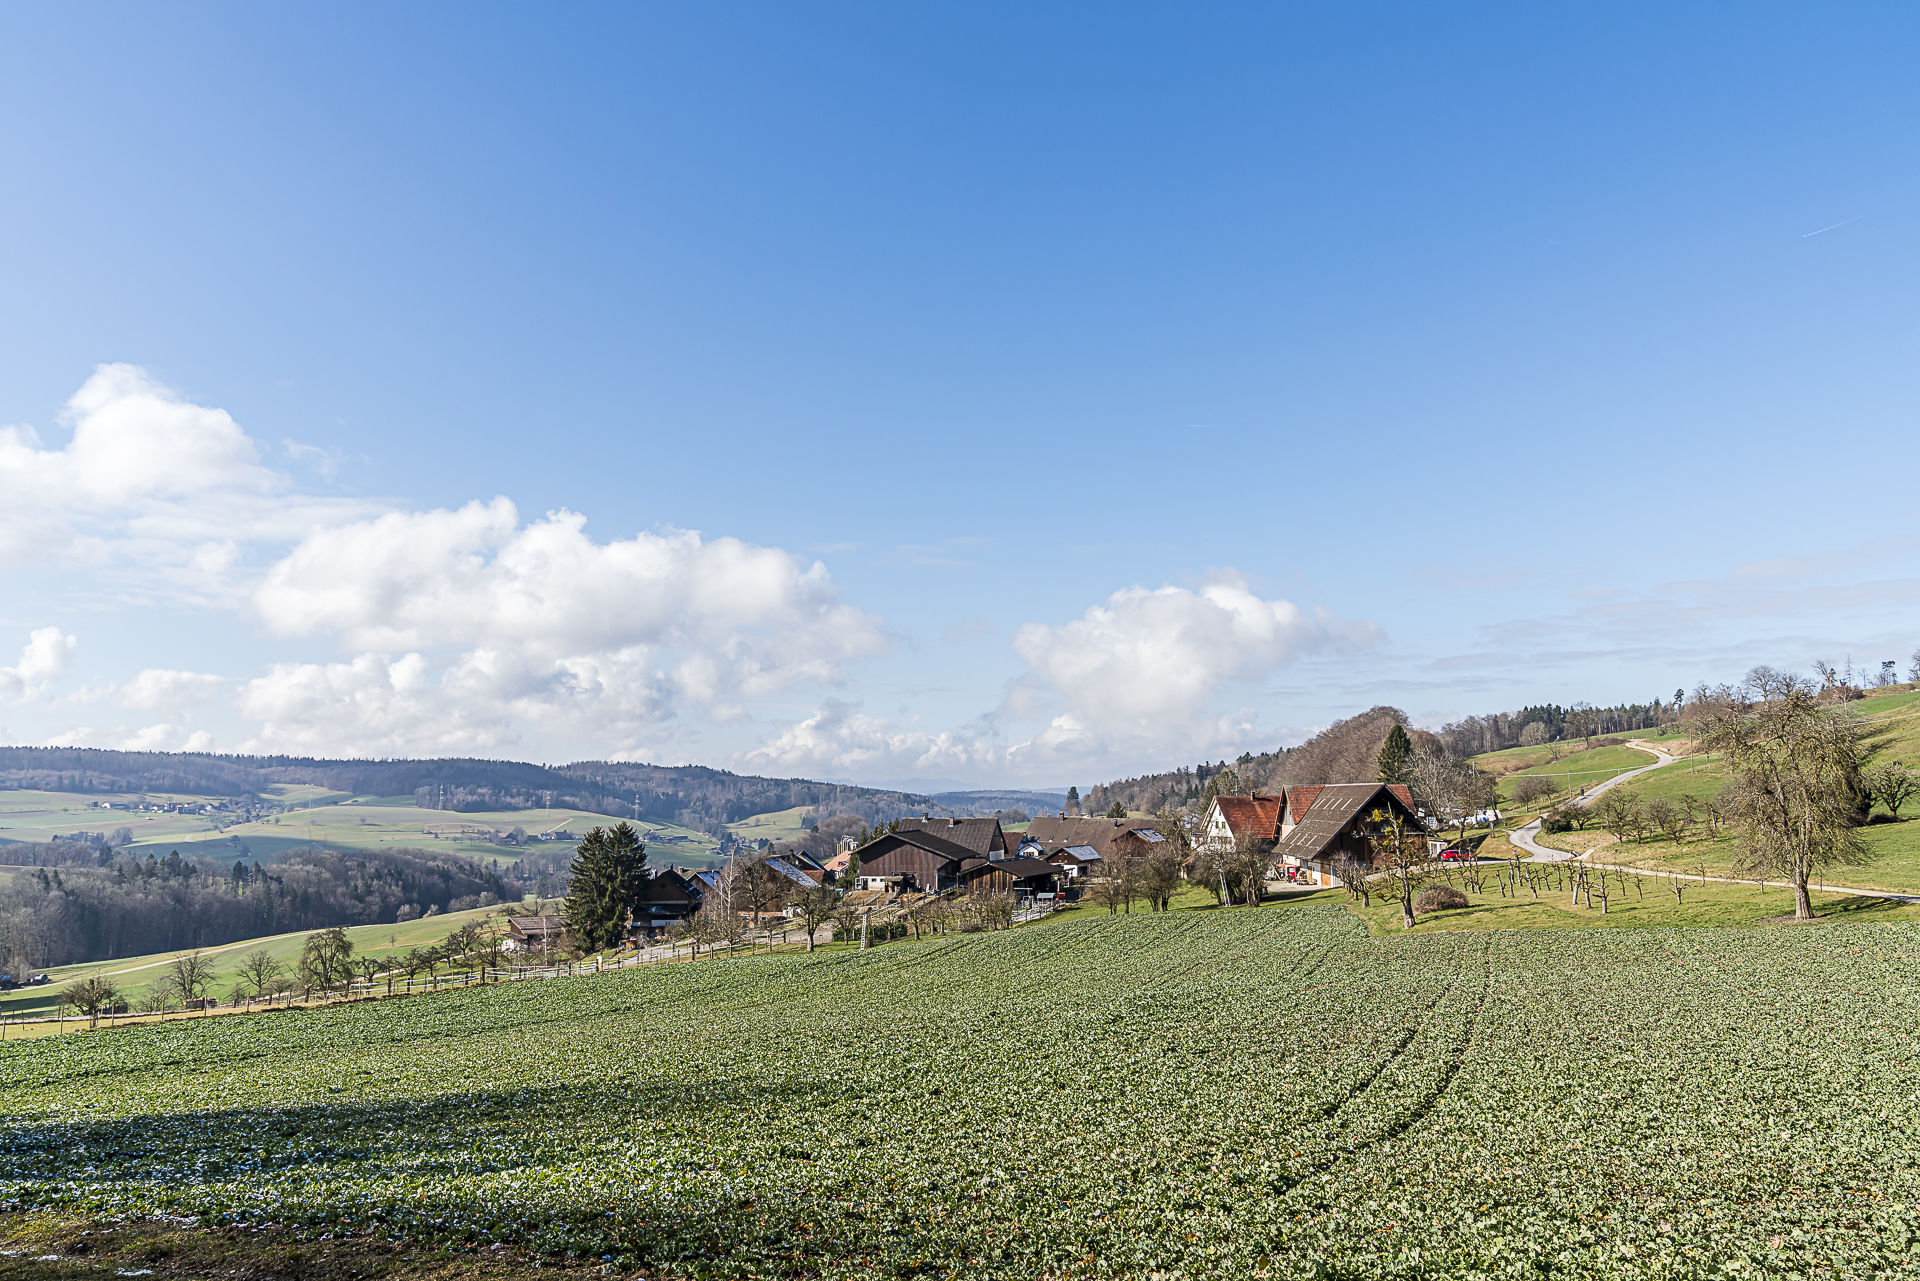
top-left (237, 502), bottom-right (891, 757)
top-left (0, 363), bottom-right (374, 597)
top-left (735, 699), bottom-right (1008, 781)
top-left (117, 668), bottom-right (228, 712)
top-left (0, 627), bottom-right (78, 702)
top-left (1012, 578), bottom-right (1379, 742)
top-left (740, 578), bottom-right (1382, 783)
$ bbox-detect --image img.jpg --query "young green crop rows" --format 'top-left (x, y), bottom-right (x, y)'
top-left (4, 906), bottom-right (1920, 1278)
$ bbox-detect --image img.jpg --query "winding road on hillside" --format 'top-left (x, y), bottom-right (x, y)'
top-left (1506, 739), bottom-right (1679, 862)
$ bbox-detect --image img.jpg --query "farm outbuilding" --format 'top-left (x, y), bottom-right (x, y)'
top-left (958, 857), bottom-right (1060, 898)
top-left (503, 915), bottom-right (567, 954)
top-left (851, 828), bottom-right (981, 892)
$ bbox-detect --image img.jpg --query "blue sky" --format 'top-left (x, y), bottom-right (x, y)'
top-left (0, 4), bottom-right (1916, 789)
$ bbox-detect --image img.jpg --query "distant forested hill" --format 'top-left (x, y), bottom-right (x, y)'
top-left (0, 844), bottom-right (506, 968)
top-left (0, 747), bottom-right (938, 837)
top-left (1086, 707), bottom-right (1425, 815)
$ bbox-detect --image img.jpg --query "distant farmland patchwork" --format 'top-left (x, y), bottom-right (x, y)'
top-left (0, 787), bottom-right (722, 867)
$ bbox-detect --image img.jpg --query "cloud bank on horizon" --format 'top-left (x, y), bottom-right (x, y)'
top-left (0, 366), bottom-right (1373, 780)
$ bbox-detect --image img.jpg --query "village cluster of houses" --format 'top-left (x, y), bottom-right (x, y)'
top-left (500, 780), bottom-right (1425, 953)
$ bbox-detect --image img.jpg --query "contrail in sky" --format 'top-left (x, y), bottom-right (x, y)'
top-left (1803, 215), bottom-right (1864, 237)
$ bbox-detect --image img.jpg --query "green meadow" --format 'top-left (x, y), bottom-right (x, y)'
top-left (0, 901), bottom-right (531, 1025)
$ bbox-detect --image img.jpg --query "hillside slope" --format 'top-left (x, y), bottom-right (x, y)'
top-left (1087, 706), bottom-right (1425, 812)
top-left (0, 748), bottom-right (937, 837)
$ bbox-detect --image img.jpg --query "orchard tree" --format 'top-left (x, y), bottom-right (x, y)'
top-left (1703, 686), bottom-right (1871, 920)
top-left (792, 885), bottom-right (839, 952)
top-left (167, 949), bottom-right (218, 1008)
top-left (60, 976), bottom-right (122, 1028)
top-left (1364, 805), bottom-right (1434, 930)
top-left (1866, 762), bottom-right (1918, 820)
top-left (238, 947), bottom-right (285, 999)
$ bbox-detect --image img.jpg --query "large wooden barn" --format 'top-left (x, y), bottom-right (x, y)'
top-left (1270, 783), bottom-right (1424, 886)
top-left (851, 828), bottom-right (983, 892)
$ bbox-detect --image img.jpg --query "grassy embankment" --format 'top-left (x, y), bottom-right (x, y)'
top-left (0, 902), bottom-right (530, 1030)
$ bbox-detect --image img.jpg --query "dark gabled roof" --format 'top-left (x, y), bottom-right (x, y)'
top-left (1273, 782), bottom-right (1426, 862)
top-left (1046, 844), bottom-right (1102, 863)
top-left (508, 915), bottom-right (565, 935)
top-left (762, 856), bottom-right (819, 887)
top-left (894, 816), bottom-right (1006, 856)
top-left (638, 869), bottom-right (697, 904)
top-left (961, 857), bottom-right (1058, 881)
top-left (1023, 815), bottom-right (1155, 856)
top-left (854, 828), bottom-right (980, 867)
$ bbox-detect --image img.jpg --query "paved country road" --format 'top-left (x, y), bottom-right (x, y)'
top-left (1506, 739), bottom-right (1679, 863)
top-left (1500, 741), bottom-right (1920, 904)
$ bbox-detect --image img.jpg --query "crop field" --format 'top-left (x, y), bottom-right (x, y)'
top-left (0, 785), bottom-right (725, 869)
top-left (158, 798), bottom-right (717, 867)
top-left (4, 906), bottom-right (1920, 1279)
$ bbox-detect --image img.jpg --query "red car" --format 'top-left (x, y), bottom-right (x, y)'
top-left (1438, 847), bottom-right (1467, 861)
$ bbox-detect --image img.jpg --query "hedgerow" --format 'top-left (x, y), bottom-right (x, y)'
top-left (4, 907), bottom-right (1920, 1278)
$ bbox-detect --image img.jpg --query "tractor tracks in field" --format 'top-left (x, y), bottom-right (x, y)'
top-left (1278, 936), bottom-right (1495, 1195)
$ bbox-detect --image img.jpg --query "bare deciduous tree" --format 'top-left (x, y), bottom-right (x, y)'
top-left (1702, 686), bottom-right (1871, 920)
top-left (792, 886), bottom-right (838, 951)
top-left (60, 976), bottom-right (122, 1028)
top-left (166, 949), bottom-right (218, 1009)
top-left (1364, 806), bottom-right (1433, 930)
top-left (238, 946), bottom-right (285, 999)
top-left (1866, 762), bottom-right (1918, 820)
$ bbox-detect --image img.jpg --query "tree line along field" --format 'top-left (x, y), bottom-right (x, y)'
top-left (4, 905), bottom-right (1920, 1279)
top-left (0, 902), bottom-right (519, 1027)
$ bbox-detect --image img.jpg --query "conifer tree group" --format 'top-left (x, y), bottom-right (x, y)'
top-left (564, 821), bottom-right (649, 953)
top-left (1377, 724), bottom-right (1412, 784)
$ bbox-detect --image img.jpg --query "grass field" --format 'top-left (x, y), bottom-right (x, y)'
top-left (0, 902), bottom-right (535, 1023)
top-left (1339, 870), bottom-right (1920, 933)
top-left (1583, 818), bottom-right (1920, 896)
top-left (4, 904), bottom-right (1919, 1278)
top-left (1499, 743), bottom-right (1657, 792)
top-left (724, 805), bottom-right (814, 843)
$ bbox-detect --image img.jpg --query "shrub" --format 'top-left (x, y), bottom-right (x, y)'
top-left (1413, 884), bottom-right (1469, 913)
top-left (1540, 807), bottom-right (1575, 834)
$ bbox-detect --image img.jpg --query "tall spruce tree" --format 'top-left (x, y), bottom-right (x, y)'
top-left (1377, 724), bottom-right (1412, 784)
top-left (564, 821), bottom-right (649, 953)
